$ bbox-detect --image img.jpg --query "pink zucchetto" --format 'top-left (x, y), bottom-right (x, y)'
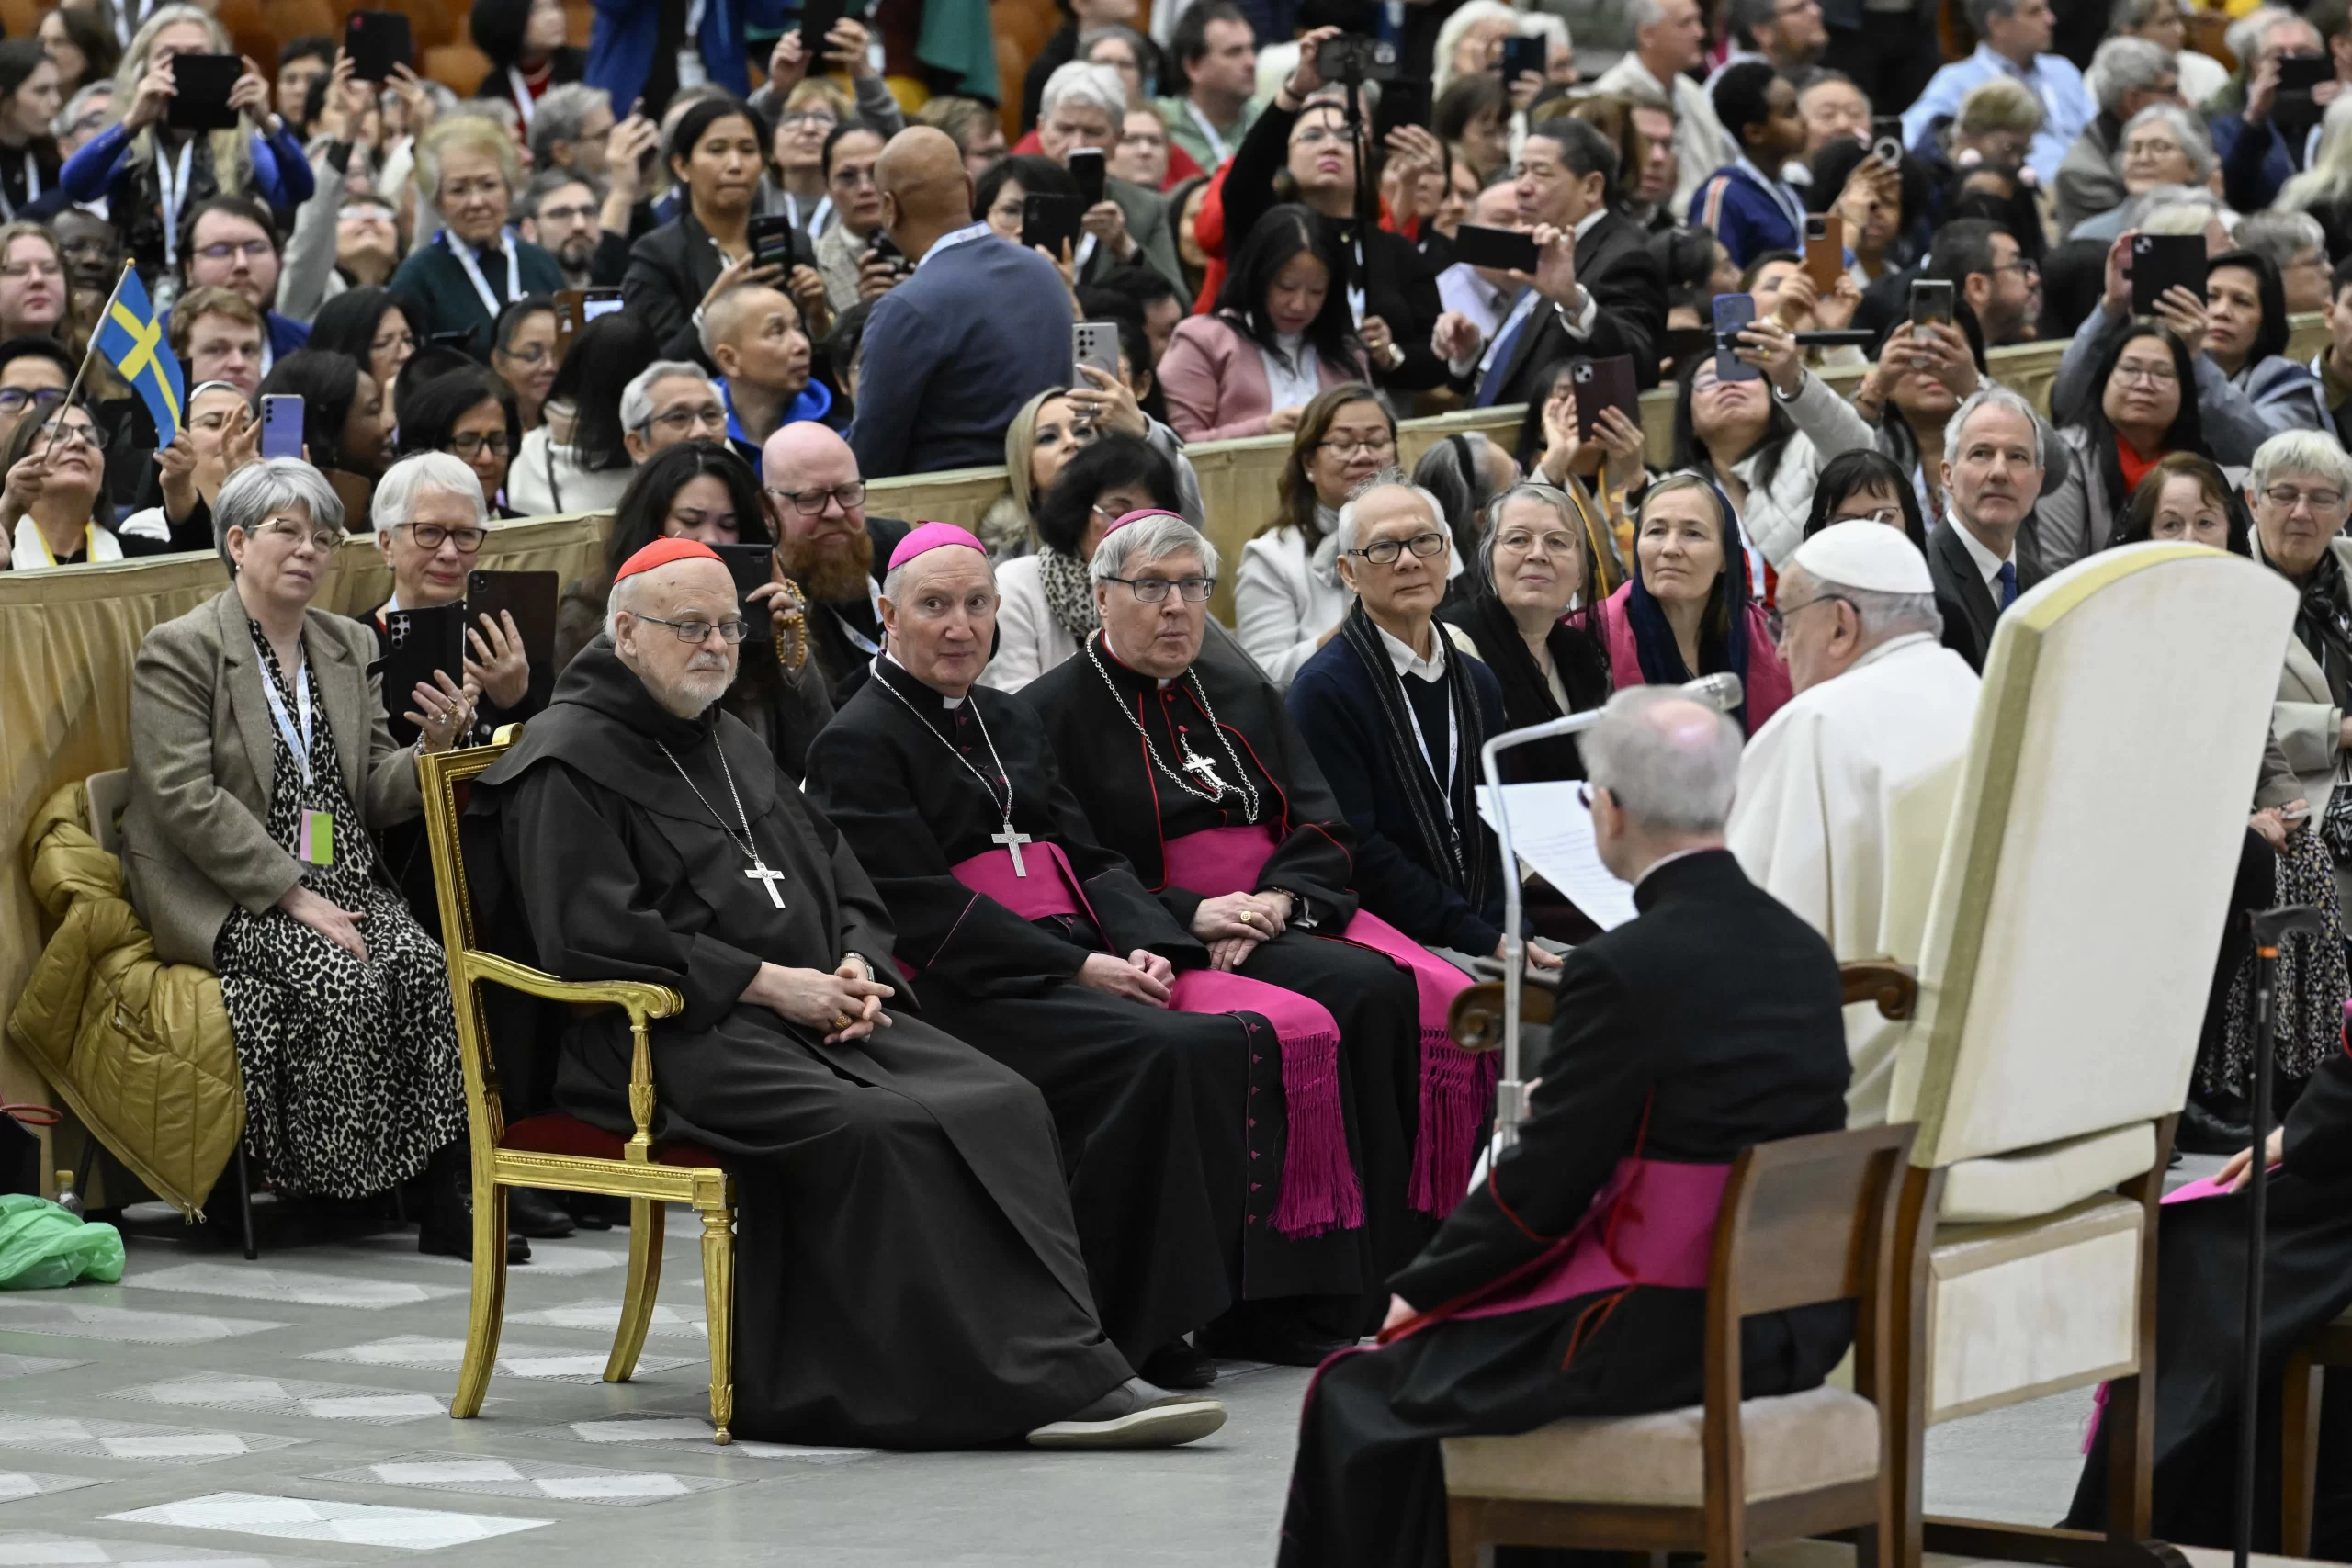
top-left (1103, 508), bottom-right (1185, 536)
top-left (887, 521), bottom-right (987, 572)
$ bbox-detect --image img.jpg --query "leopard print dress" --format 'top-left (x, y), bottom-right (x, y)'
top-left (212, 621), bottom-right (468, 1199)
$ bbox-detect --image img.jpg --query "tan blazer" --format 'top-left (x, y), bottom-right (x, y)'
top-left (122, 587), bottom-right (423, 970)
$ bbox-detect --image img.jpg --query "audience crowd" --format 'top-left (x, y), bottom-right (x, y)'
top-left (13, 0), bottom-right (2352, 1539)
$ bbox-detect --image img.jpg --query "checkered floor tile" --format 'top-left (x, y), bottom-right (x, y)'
top-left (311, 1450), bottom-right (740, 1506)
top-left (103, 1492), bottom-right (550, 1551)
top-left (105, 1374), bottom-right (458, 1425)
top-left (0, 1413), bottom-right (306, 1464)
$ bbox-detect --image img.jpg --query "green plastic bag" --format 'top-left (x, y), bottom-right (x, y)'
top-left (0, 1192), bottom-right (124, 1289)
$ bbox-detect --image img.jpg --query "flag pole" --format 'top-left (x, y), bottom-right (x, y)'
top-left (36, 260), bottom-right (133, 465)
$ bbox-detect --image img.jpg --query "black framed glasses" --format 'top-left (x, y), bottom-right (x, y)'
top-left (765, 481), bottom-right (865, 515)
top-left (1103, 574), bottom-right (1216, 603)
top-left (448, 431), bottom-right (512, 458)
top-left (632, 612), bottom-right (750, 643)
top-left (1344, 530), bottom-right (1446, 566)
top-left (0, 388), bottom-right (65, 415)
top-left (400, 522), bottom-right (489, 553)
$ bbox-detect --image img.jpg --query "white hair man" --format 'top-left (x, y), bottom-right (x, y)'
top-left (477, 533), bottom-right (1225, 1450)
top-left (1729, 520), bottom-right (1984, 1122)
top-left (620, 360), bottom-right (729, 463)
top-left (1927, 385), bottom-right (2046, 664)
top-left (2055, 36), bottom-right (2180, 234)
top-left (1036, 61), bottom-right (1188, 288)
top-left (1279, 678), bottom-right (1855, 1562)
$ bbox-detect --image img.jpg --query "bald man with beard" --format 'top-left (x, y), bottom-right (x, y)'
top-left (844, 127), bottom-right (1075, 479)
top-left (762, 421), bottom-right (910, 700)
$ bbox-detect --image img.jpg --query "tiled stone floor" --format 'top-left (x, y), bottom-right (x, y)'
top-left (0, 1204), bottom-right (2140, 1562)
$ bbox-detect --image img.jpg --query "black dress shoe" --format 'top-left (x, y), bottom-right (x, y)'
top-left (1137, 1338), bottom-right (1218, 1390)
top-left (416, 1144), bottom-right (531, 1263)
top-left (416, 1217), bottom-right (530, 1264)
top-left (506, 1188), bottom-right (577, 1239)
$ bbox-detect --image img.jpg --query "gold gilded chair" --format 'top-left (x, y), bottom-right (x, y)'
top-left (414, 738), bottom-right (739, 1442)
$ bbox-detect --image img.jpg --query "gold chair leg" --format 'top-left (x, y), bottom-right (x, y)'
top-left (604, 1198), bottom-right (666, 1383)
top-left (699, 1198), bottom-right (735, 1444)
top-left (2282, 1347), bottom-right (2323, 1557)
top-left (452, 1179), bottom-right (510, 1419)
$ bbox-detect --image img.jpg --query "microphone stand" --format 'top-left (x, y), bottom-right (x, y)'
top-left (2237, 903), bottom-right (2322, 1568)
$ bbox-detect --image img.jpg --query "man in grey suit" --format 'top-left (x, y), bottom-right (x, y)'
top-left (1928, 386), bottom-right (2047, 670)
top-left (1038, 61), bottom-right (1188, 292)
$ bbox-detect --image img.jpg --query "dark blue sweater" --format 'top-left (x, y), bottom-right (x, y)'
top-left (1287, 627), bottom-right (1510, 955)
top-left (844, 230), bottom-right (1071, 479)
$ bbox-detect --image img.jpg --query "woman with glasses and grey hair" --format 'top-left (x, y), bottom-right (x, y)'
top-left (120, 458), bottom-right (506, 1261)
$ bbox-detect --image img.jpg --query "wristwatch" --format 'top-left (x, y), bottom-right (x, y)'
top-left (1265, 886), bottom-right (1317, 929)
top-left (1382, 342), bottom-right (1406, 370)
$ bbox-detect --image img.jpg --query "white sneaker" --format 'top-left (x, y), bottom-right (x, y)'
top-left (1026, 1376), bottom-right (1227, 1449)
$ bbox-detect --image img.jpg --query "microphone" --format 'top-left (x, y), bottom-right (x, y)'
top-left (1678, 672), bottom-right (1744, 713)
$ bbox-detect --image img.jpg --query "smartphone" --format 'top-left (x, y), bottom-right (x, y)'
top-left (1451, 222), bottom-right (1541, 275)
top-left (1712, 293), bottom-right (1758, 383)
top-left (1908, 277), bottom-right (1954, 332)
top-left (342, 9), bottom-right (413, 83)
top-left (1315, 33), bottom-right (1398, 83)
top-left (375, 603), bottom-right (468, 743)
top-left (464, 570), bottom-right (559, 710)
top-left (165, 53), bottom-right (243, 132)
top-left (2280, 52), bottom-right (2333, 93)
top-left (1373, 79), bottom-right (1431, 150)
top-left (1804, 212), bottom-right (1844, 292)
top-left (749, 213), bottom-right (797, 269)
top-left (2129, 231), bottom-right (2206, 316)
top-left (1068, 147), bottom-right (1107, 208)
top-left (1569, 355), bottom-right (1639, 442)
top-left (259, 395), bottom-right (303, 461)
top-left (1498, 35), bottom-right (1546, 83)
top-left (796, 0), bottom-right (845, 44)
top-left (1870, 115), bottom-right (1905, 167)
top-left (582, 288), bottom-right (624, 320)
top-left (1022, 191), bottom-right (1083, 259)
top-left (711, 543), bottom-right (778, 647)
top-left (1073, 320), bottom-right (1121, 392)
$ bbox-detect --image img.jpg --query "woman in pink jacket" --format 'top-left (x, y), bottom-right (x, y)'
top-left (1158, 204), bottom-right (1371, 442)
top-left (1592, 471), bottom-right (1792, 736)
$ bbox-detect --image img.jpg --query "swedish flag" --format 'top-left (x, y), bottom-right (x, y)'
top-left (95, 269), bottom-right (186, 447)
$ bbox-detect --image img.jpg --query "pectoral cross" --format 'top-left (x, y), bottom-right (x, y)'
top-left (744, 857), bottom-right (787, 908)
top-left (992, 822), bottom-right (1033, 877)
top-left (1180, 740), bottom-right (1228, 796)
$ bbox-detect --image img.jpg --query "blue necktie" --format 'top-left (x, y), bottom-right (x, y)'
top-left (1476, 309), bottom-right (1534, 408)
top-left (1996, 560), bottom-right (2018, 609)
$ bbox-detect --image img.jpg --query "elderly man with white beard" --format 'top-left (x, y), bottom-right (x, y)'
top-left (1726, 520), bottom-right (1982, 1122)
top-left (472, 535), bottom-right (1226, 1450)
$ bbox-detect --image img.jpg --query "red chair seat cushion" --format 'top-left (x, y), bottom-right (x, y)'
top-left (499, 1112), bottom-right (724, 1168)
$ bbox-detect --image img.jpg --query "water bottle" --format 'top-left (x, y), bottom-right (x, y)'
top-left (52, 1169), bottom-right (80, 1218)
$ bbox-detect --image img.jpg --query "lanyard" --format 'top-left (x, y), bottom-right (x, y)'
top-left (158, 140), bottom-right (194, 272)
top-left (917, 221), bottom-right (991, 270)
top-left (1735, 154), bottom-right (1804, 235)
top-left (833, 605), bottom-right (879, 656)
top-left (0, 150), bottom-right (39, 220)
top-left (1185, 99), bottom-right (1230, 165)
top-left (259, 650), bottom-right (317, 787)
top-left (784, 191), bottom-right (833, 233)
top-left (1398, 675), bottom-right (1460, 832)
top-left (445, 228), bottom-right (520, 318)
top-left (508, 66), bottom-right (537, 124)
top-left (14, 518), bottom-right (99, 568)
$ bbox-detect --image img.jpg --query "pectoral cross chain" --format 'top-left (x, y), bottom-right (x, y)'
top-left (1179, 742), bottom-right (1228, 795)
top-left (744, 858), bottom-right (788, 908)
top-left (992, 822), bottom-right (1032, 877)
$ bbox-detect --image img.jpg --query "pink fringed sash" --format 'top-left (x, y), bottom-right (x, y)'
top-left (1160, 826), bottom-right (1491, 1218)
top-left (948, 841), bottom-right (1359, 1238)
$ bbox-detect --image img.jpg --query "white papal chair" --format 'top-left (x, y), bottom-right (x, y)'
top-left (1878, 543), bottom-right (2295, 1568)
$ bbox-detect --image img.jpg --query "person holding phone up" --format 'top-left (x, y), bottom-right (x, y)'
top-left (57, 6), bottom-right (313, 290)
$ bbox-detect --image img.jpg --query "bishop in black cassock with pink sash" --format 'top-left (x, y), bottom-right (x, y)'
top-left (1022, 511), bottom-right (1507, 1300)
top-left (806, 524), bottom-right (1378, 1377)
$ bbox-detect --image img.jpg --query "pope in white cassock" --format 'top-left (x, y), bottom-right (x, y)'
top-left (1727, 521), bottom-right (1983, 1123)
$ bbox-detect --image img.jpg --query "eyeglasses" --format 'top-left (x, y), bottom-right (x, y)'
top-left (642, 404), bottom-right (729, 434)
top-left (0, 387), bottom-right (64, 414)
top-left (1987, 257), bottom-right (2040, 278)
top-left (781, 109), bottom-right (839, 129)
top-left (1837, 505), bottom-right (1904, 528)
top-left (2111, 359), bottom-right (2177, 386)
top-left (254, 516), bottom-right (342, 553)
top-left (448, 431), bottom-right (512, 459)
top-left (766, 480), bottom-right (865, 514)
top-left (1103, 574), bottom-right (1216, 602)
top-left (631, 611), bottom-right (750, 643)
top-left (400, 521), bottom-right (489, 553)
top-left (37, 416), bottom-right (104, 449)
top-left (494, 341), bottom-right (548, 366)
top-left (1317, 433), bottom-right (1396, 457)
top-left (1772, 592), bottom-right (1849, 649)
top-left (1345, 530), bottom-right (1447, 566)
top-left (193, 239), bottom-right (273, 264)
top-left (536, 201), bottom-right (598, 225)
top-left (2264, 484), bottom-right (2347, 513)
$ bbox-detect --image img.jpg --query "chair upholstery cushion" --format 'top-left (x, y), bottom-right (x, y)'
top-left (1440, 1385), bottom-right (1880, 1506)
top-left (1926, 1193), bottom-right (2141, 1423)
top-left (1937, 1122), bottom-right (2156, 1224)
top-left (500, 1112), bottom-right (723, 1168)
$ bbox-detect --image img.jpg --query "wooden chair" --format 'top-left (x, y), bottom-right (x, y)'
top-left (2282, 1306), bottom-right (2352, 1554)
top-left (1441, 1122), bottom-right (1917, 1568)
top-left (1448, 961), bottom-right (1919, 1053)
top-left (413, 737), bottom-right (740, 1442)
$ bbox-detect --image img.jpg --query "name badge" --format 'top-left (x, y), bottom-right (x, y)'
top-left (298, 810), bottom-right (334, 867)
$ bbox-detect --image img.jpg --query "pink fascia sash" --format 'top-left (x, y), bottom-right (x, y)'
top-left (1161, 825), bottom-right (1496, 1218)
top-left (1454, 1156), bottom-right (1731, 1320)
top-left (947, 841), bottom-right (1361, 1238)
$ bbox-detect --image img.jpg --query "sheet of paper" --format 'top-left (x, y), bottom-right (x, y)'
top-left (1476, 783), bottom-right (1639, 931)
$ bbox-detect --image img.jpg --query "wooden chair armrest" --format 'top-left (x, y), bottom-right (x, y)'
top-left (1448, 979), bottom-right (1554, 1052)
top-left (1464, 955), bottom-right (1563, 994)
top-left (1839, 961), bottom-right (1917, 1020)
top-left (459, 951), bottom-right (684, 1025)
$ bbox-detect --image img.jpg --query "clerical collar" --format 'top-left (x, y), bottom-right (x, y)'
top-left (879, 650), bottom-right (967, 711)
top-left (1634, 845), bottom-right (1710, 891)
top-left (1090, 629), bottom-right (1187, 692)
